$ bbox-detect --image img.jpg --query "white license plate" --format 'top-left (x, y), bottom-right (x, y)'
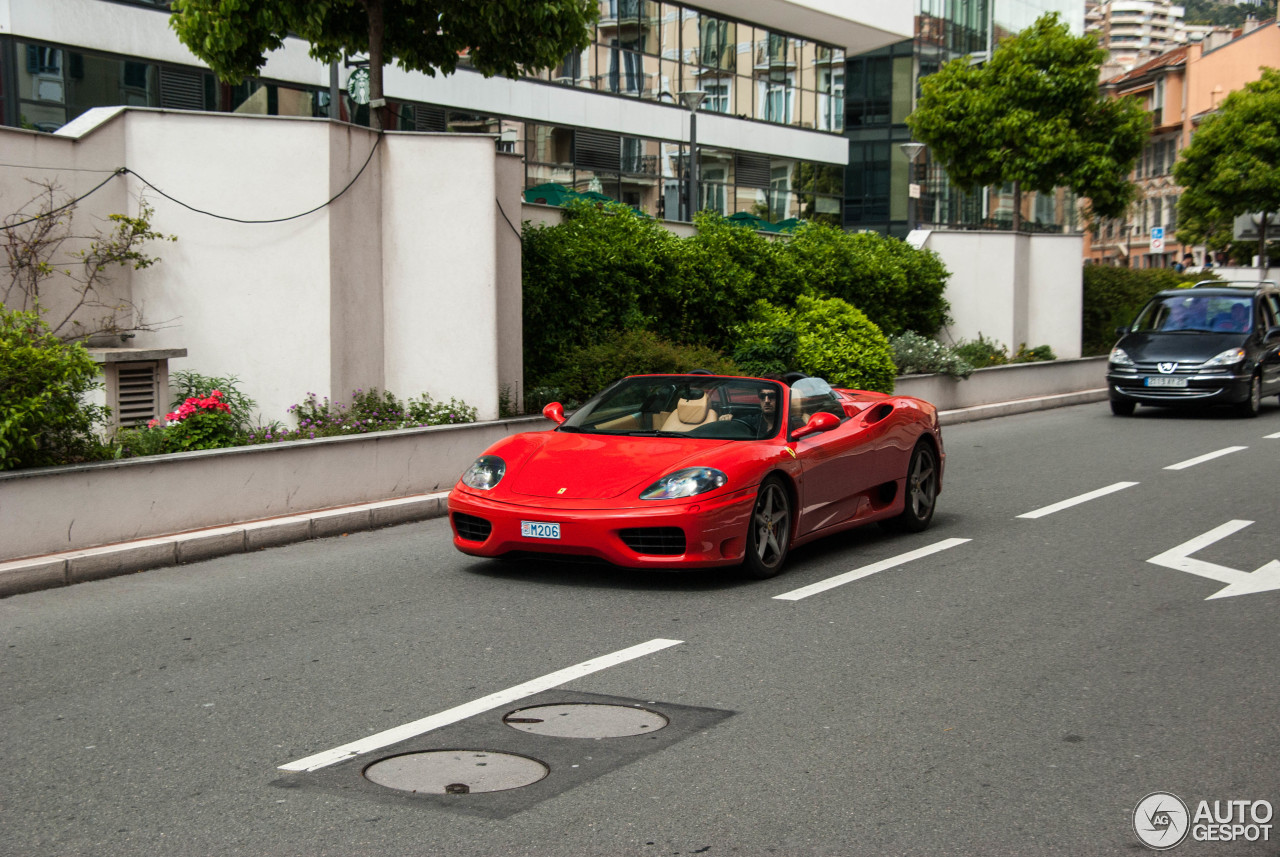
top-left (1145, 376), bottom-right (1188, 388)
top-left (520, 520), bottom-right (561, 540)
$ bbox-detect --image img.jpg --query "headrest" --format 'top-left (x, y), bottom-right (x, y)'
top-left (676, 396), bottom-right (709, 423)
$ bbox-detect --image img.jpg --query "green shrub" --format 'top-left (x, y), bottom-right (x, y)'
top-left (735, 296), bottom-right (897, 393)
top-left (952, 333), bottom-right (1009, 368)
top-left (276, 387), bottom-right (477, 441)
top-left (0, 307), bottom-right (110, 470)
top-left (1082, 266), bottom-right (1210, 355)
top-left (1012, 343), bottom-right (1057, 363)
top-left (890, 331), bottom-right (975, 378)
top-left (780, 223), bottom-right (952, 336)
top-left (545, 329), bottom-right (739, 406)
top-left (171, 371), bottom-right (258, 431)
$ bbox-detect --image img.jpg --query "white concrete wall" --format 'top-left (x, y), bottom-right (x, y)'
top-left (2, 108), bottom-right (516, 421)
top-left (926, 230), bottom-right (1084, 359)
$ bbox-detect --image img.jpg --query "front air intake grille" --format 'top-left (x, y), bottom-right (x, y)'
top-left (452, 513), bottom-right (492, 542)
top-left (619, 527), bottom-right (686, 556)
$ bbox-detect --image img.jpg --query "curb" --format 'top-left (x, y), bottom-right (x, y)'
top-left (0, 390), bottom-right (1110, 598)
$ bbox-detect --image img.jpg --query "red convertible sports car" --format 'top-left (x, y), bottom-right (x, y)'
top-left (447, 373), bottom-right (944, 579)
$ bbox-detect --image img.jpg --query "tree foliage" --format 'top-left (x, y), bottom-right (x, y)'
top-left (169, 0), bottom-right (597, 127)
top-left (1173, 67), bottom-right (1280, 263)
top-left (906, 12), bottom-right (1149, 223)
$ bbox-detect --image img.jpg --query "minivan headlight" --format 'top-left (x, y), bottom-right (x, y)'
top-left (640, 467), bottom-right (727, 500)
top-left (1109, 346), bottom-right (1134, 367)
top-left (461, 455), bottom-right (505, 490)
top-left (1200, 348), bottom-right (1246, 368)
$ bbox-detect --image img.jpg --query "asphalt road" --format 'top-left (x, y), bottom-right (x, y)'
top-left (3, 400), bottom-right (1279, 857)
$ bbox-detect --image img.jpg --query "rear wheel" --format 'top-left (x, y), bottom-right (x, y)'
top-left (887, 441), bottom-right (938, 533)
top-left (742, 476), bottom-right (791, 580)
top-left (1236, 374), bottom-right (1262, 418)
top-left (1110, 399), bottom-right (1136, 416)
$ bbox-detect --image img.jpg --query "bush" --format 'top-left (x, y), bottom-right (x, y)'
top-left (269, 387), bottom-right (478, 442)
top-left (890, 332), bottom-right (975, 378)
top-left (163, 390), bottom-right (239, 452)
top-left (735, 296), bottom-right (897, 393)
top-left (171, 371), bottom-right (257, 431)
top-left (1012, 343), bottom-right (1057, 363)
top-left (780, 223), bottom-right (952, 336)
top-left (952, 333), bottom-right (1010, 368)
top-left (1082, 266), bottom-right (1210, 355)
top-left (0, 307), bottom-right (110, 470)
top-left (545, 329), bottom-right (739, 406)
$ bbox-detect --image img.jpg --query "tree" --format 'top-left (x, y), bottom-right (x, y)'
top-left (1174, 68), bottom-right (1280, 271)
top-left (2, 183), bottom-right (177, 343)
top-left (906, 12), bottom-right (1149, 229)
top-left (169, 0), bottom-right (598, 130)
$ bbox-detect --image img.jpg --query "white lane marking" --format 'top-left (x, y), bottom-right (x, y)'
top-left (1147, 520), bottom-right (1280, 600)
top-left (1266, 432), bottom-right (1280, 439)
top-left (773, 538), bottom-right (971, 601)
top-left (279, 638), bottom-right (683, 773)
top-left (1017, 481), bottom-right (1139, 520)
top-left (1164, 446), bottom-right (1248, 470)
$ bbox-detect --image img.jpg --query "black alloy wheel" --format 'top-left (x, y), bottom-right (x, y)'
top-left (1237, 374), bottom-right (1262, 418)
top-left (743, 476), bottom-right (791, 579)
top-left (888, 441), bottom-right (938, 533)
top-left (1110, 399), bottom-right (1136, 416)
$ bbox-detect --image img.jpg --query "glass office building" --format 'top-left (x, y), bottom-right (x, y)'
top-left (843, 0), bottom-right (1086, 237)
top-left (0, 0), bottom-right (868, 226)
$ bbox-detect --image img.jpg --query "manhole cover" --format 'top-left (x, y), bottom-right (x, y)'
top-left (503, 703), bottom-right (669, 738)
top-left (363, 750), bottom-right (547, 794)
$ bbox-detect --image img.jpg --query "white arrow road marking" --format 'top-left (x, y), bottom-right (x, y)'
top-left (1266, 431), bottom-right (1280, 439)
top-left (279, 638), bottom-right (683, 773)
top-left (1017, 482), bottom-right (1140, 519)
top-left (1164, 446), bottom-right (1248, 470)
top-left (1146, 520), bottom-right (1280, 600)
top-left (773, 538), bottom-right (971, 601)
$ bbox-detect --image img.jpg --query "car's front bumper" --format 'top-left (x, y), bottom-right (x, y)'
top-left (446, 486), bottom-right (759, 568)
top-left (1107, 369), bottom-right (1253, 407)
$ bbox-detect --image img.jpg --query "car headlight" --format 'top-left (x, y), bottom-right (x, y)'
top-left (640, 467), bottom-right (727, 500)
top-left (1109, 347), bottom-right (1134, 367)
top-left (461, 455), bottom-right (505, 490)
top-left (1200, 347), bottom-right (1246, 368)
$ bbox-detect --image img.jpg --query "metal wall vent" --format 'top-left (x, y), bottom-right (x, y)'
top-left (159, 67), bottom-right (206, 111)
top-left (114, 362), bottom-right (160, 427)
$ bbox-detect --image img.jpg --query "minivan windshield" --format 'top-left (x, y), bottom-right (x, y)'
top-left (560, 376), bottom-right (785, 440)
top-left (1132, 294), bottom-right (1253, 334)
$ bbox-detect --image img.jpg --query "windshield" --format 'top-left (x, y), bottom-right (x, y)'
top-left (560, 376), bottom-right (785, 440)
top-left (1132, 294), bottom-right (1253, 334)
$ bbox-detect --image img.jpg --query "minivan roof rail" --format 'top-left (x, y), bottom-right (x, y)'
top-left (1191, 279), bottom-right (1277, 289)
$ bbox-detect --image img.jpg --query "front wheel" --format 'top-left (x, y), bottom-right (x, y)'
top-left (887, 441), bottom-right (938, 533)
top-left (1236, 374), bottom-right (1262, 418)
top-left (742, 476), bottom-right (791, 580)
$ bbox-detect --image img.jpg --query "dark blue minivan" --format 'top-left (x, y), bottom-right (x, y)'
top-left (1107, 281), bottom-right (1280, 417)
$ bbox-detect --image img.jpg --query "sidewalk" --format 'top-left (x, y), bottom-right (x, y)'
top-left (0, 388), bottom-right (1106, 598)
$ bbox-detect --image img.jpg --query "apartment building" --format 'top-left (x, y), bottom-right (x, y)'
top-left (1084, 14), bottom-right (1280, 267)
top-left (1087, 0), bottom-right (1187, 74)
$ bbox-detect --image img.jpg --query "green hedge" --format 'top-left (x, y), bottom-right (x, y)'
top-left (522, 203), bottom-right (951, 387)
top-left (1082, 266), bottom-right (1212, 355)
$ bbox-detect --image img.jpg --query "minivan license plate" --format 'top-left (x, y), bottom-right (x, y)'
top-left (521, 521), bottom-right (561, 540)
top-left (1145, 376), bottom-right (1188, 388)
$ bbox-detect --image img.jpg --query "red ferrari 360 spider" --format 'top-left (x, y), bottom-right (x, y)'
top-left (447, 373), bottom-right (944, 579)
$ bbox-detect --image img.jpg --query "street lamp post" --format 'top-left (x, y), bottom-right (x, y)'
top-left (899, 141), bottom-right (926, 234)
top-left (680, 90), bottom-right (706, 222)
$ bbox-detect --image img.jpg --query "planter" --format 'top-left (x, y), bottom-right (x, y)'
top-left (0, 417), bottom-right (549, 563)
top-left (893, 356), bottom-right (1107, 412)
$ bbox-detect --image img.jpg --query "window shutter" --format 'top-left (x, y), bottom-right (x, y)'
top-left (575, 130), bottom-right (621, 172)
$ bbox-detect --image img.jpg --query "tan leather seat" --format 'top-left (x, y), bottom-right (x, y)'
top-left (660, 395), bottom-right (719, 432)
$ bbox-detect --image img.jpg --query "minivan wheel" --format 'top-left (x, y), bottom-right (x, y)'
top-left (1236, 374), bottom-right (1262, 418)
top-left (1110, 399), bottom-right (1136, 416)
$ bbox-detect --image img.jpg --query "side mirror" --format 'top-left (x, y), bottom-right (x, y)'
top-left (791, 411), bottom-right (840, 440)
top-left (1265, 326), bottom-right (1280, 344)
top-left (1114, 326), bottom-right (1129, 337)
top-left (542, 402), bottom-right (566, 425)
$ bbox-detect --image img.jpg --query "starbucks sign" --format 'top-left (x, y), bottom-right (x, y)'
top-left (347, 68), bottom-right (371, 105)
